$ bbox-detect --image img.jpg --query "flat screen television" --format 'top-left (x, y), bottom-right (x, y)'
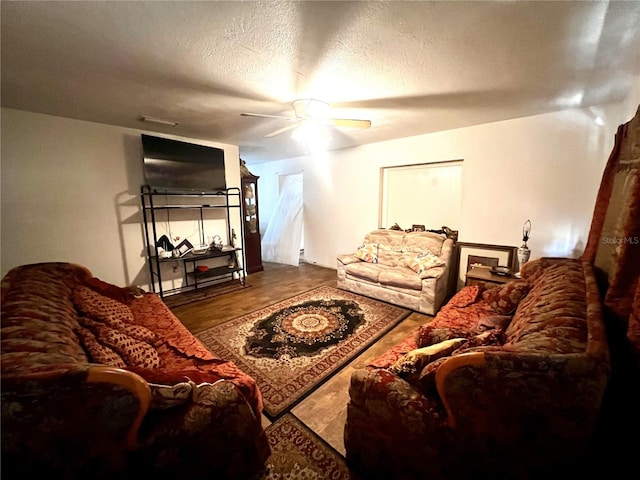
top-left (141, 134), bottom-right (227, 193)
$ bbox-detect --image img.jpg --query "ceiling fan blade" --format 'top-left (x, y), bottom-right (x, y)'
top-left (325, 118), bottom-right (372, 129)
top-left (241, 112), bottom-right (294, 121)
top-left (264, 122), bottom-right (301, 138)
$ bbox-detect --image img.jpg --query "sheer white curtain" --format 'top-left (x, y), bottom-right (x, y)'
top-left (261, 173), bottom-right (303, 266)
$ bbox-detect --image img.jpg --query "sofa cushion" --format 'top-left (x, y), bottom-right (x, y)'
top-left (416, 324), bottom-right (472, 346)
top-left (75, 325), bottom-right (127, 368)
top-left (337, 254), bottom-right (361, 266)
top-left (73, 286), bottom-right (134, 324)
top-left (377, 244), bottom-right (403, 266)
top-left (414, 331), bottom-right (506, 392)
top-left (505, 261), bottom-right (588, 353)
top-left (402, 231), bottom-right (445, 257)
top-left (482, 280), bottom-right (531, 315)
top-left (379, 267), bottom-right (423, 290)
top-left (519, 257), bottom-right (557, 284)
top-left (408, 251), bottom-right (446, 278)
top-left (388, 338), bottom-right (466, 376)
top-left (81, 315), bottom-right (159, 345)
top-left (345, 262), bottom-right (383, 283)
top-left (448, 285), bottom-right (484, 308)
top-left (364, 229), bottom-right (405, 266)
top-left (80, 320), bottom-right (161, 369)
top-left (354, 243), bottom-right (378, 263)
top-left (128, 294), bottom-right (218, 362)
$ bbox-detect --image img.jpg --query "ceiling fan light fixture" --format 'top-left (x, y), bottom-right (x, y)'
top-left (291, 121), bottom-right (330, 149)
top-left (292, 98), bottom-right (329, 119)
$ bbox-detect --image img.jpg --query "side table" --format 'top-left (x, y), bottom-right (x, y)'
top-left (465, 268), bottom-right (515, 287)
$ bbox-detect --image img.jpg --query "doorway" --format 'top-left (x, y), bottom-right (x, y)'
top-left (262, 173), bottom-right (304, 266)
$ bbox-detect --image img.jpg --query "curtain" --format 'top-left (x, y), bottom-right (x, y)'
top-left (261, 174), bottom-right (303, 266)
top-left (581, 104), bottom-right (640, 364)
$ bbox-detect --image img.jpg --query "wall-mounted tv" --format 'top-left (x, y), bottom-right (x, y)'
top-left (141, 134), bottom-right (227, 193)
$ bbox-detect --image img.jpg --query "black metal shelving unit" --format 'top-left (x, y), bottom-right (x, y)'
top-left (140, 185), bottom-right (245, 299)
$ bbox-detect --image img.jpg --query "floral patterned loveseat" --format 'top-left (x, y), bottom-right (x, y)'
top-left (344, 257), bottom-right (611, 479)
top-left (1, 262), bottom-right (269, 479)
top-left (337, 229), bottom-right (455, 315)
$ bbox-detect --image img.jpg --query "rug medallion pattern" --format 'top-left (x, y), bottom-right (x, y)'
top-left (197, 286), bottom-right (409, 417)
top-left (245, 298), bottom-right (366, 359)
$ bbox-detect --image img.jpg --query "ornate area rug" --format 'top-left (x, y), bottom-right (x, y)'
top-left (197, 285), bottom-right (409, 417)
top-left (258, 414), bottom-right (358, 480)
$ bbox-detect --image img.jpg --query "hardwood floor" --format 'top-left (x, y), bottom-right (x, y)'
top-left (169, 261), bottom-right (432, 457)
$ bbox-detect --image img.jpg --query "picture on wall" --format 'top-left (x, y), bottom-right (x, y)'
top-left (454, 242), bottom-right (518, 290)
top-left (379, 160), bottom-right (463, 231)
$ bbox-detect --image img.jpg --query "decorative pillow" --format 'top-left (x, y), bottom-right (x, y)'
top-left (82, 316), bottom-right (158, 344)
top-left (417, 356), bottom-right (449, 393)
top-left (354, 243), bottom-right (378, 263)
top-left (447, 285), bottom-right (485, 308)
top-left (388, 338), bottom-right (467, 376)
top-left (75, 326), bottom-right (126, 368)
top-left (415, 331), bottom-right (506, 392)
top-left (416, 324), bottom-right (472, 347)
top-left (83, 322), bottom-right (160, 369)
top-left (482, 280), bottom-right (531, 315)
top-left (73, 286), bottom-right (134, 324)
top-left (120, 324), bottom-right (159, 344)
top-left (409, 251), bottom-right (446, 278)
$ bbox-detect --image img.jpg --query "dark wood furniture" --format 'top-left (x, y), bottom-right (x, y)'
top-left (241, 170), bottom-right (264, 274)
top-left (465, 267), bottom-right (514, 287)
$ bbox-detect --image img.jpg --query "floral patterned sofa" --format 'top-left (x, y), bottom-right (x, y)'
top-left (1, 262), bottom-right (269, 479)
top-left (344, 257), bottom-right (611, 479)
top-left (337, 229), bottom-right (455, 315)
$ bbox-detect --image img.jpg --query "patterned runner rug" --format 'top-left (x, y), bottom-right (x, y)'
top-left (258, 414), bottom-right (359, 479)
top-left (197, 285), bottom-right (409, 417)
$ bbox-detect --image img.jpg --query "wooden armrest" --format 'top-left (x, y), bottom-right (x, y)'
top-left (86, 366), bottom-right (151, 449)
top-left (435, 352), bottom-right (485, 429)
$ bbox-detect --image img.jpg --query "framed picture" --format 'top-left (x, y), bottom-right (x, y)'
top-left (453, 242), bottom-right (518, 290)
top-left (175, 239), bottom-right (194, 257)
top-left (412, 224), bottom-right (426, 232)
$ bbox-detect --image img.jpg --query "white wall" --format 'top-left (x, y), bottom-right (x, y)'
top-left (3, 91), bottom-right (637, 285)
top-left (249, 99), bottom-right (639, 270)
top-left (1, 108), bottom-right (241, 287)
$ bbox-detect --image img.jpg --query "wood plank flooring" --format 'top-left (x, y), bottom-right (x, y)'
top-left (169, 261), bottom-right (432, 456)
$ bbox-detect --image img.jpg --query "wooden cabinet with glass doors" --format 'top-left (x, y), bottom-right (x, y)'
top-left (241, 168), bottom-right (264, 274)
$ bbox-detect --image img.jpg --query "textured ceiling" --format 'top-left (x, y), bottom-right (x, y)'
top-left (2, 1), bottom-right (639, 163)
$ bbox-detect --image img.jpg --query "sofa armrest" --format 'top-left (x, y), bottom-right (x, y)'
top-left (345, 368), bottom-right (454, 478)
top-left (420, 265), bottom-right (446, 279)
top-left (2, 365), bottom-right (152, 474)
top-left (86, 365), bottom-right (151, 448)
top-left (337, 254), bottom-right (360, 266)
top-left (436, 350), bottom-right (609, 438)
top-left (138, 379), bottom-right (270, 477)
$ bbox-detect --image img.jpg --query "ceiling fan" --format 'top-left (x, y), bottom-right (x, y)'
top-left (241, 98), bottom-right (372, 138)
